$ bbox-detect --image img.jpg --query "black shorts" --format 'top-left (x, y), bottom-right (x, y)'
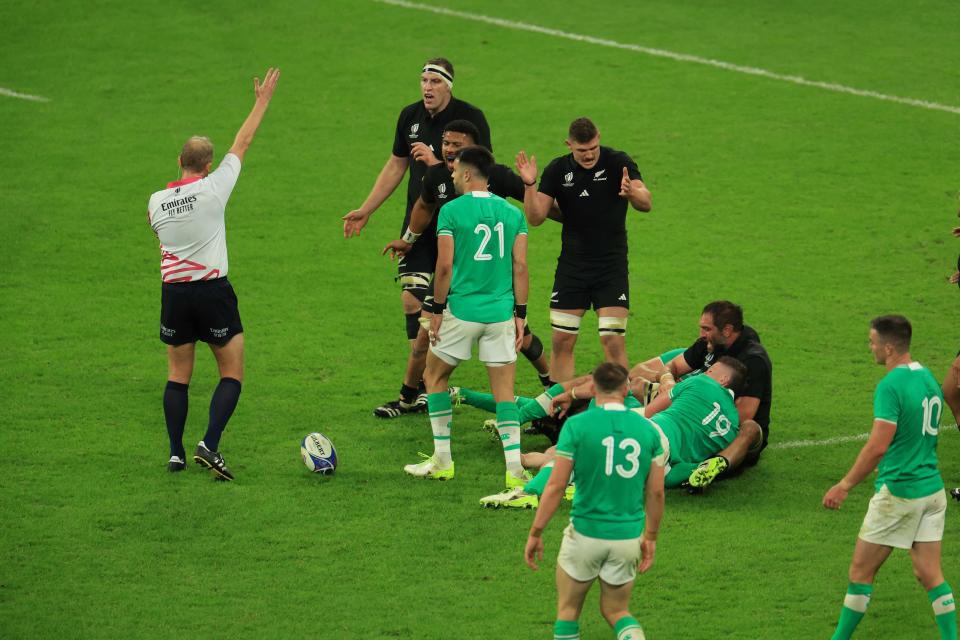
top-left (397, 236), bottom-right (438, 300)
top-left (160, 277), bottom-right (243, 346)
top-left (550, 262), bottom-right (629, 311)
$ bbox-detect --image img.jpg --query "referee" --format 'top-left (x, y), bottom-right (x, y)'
top-left (516, 117), bottom-right (651, 385)
top-left (147, 68), bottom-right (279, 480)
top-left (343, 58), bottom-right (491, 418)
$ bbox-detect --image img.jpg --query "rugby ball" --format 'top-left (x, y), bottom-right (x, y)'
top-left (301, 432), bottom-right (338, 475)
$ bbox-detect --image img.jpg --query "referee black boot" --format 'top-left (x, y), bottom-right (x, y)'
top-left (193, 441), bottom-right (234, 481)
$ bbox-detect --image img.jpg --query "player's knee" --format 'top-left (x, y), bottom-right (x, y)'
top-left (598, 315), bottom-right (627, 340)
top-left (550, 311), bottom-right (582, 340)
top-left (521, 332), bottom-right (545, 362)
top-left (400, 278), bottom-right (429, 313)
top-left (600, 604), bottom-right (629, 626)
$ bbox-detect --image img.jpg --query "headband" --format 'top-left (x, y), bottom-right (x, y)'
top-left (422, 64), bottom-right (454, 89)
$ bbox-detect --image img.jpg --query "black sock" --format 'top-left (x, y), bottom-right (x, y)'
top-left (400, 383), bottom-right (419, 404)
top-left (203, 378), bottom-right (242, 452)
top-left (539, 374), bottom-right (552, 389)
top-left (163, 381), bottom-right (189, 459)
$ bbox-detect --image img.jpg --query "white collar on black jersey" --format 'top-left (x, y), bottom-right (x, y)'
top-left (469, 191), bottom-right (492, 197)
top-left (600, 402), bottom-right (626, 411)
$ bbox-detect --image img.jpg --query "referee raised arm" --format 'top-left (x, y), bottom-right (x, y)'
top-left (147, 68), bottom-right (279, 481)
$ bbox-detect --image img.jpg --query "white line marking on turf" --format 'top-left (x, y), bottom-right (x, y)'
top-left (0, 87), bottom-right (50, 102)
top-left (771, 433), bottom-right (868, 450)
top-left (376, 0), bottom-right (960, 116)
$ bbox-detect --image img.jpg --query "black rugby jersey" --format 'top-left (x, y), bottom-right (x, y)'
top-left (538, 146), bottom-right (642, 266)
top-left (391, 97), bottom-right (491, 226)
top-left (420, 163), bottom-right (524, 237)
top-left (682, 325), bottom-right (773, 434)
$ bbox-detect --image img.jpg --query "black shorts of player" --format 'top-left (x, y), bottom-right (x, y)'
top-left (550, 262), bottom-right (629, 311)
top-left (396, 236), bottom-right (438, 302)
top-left (160, 277), bottom-right (243, 346)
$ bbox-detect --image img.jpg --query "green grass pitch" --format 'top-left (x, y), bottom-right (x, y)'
top-left (1, 1), bottom-right (958, 638)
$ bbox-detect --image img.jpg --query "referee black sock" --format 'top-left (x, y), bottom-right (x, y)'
top-left (163, 381), bottom-right (189, 459)
top-left (203, 377), bottom-right (242, 452)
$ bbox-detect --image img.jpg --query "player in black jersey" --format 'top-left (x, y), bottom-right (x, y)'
top-left (342, 58), bottom-right (491, 418)
top-left (516, 117), bottom-right (652, 385)
top-left (383, 120), bottom-right (553, 396)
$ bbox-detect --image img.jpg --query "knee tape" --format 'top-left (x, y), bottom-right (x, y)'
top-left (417, 295), bottom-right (433, 331)
top-left (405, 311), bottom-right (422, 340)
top-left (550, 311), bottom-right (582, 335)
top-left (521, 332), bottom-right (544, 362)
top-left (398, 272), bottom-right (432, 299)
top-left (598, 315), bottom-right (627, 337)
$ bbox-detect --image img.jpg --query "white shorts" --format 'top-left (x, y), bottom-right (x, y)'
top-left (557, 524), bottom-right (640, 586)
top-left (858, 485), bottom-right (947, 550)
top-left (430, 309), bottom-right (517, 366)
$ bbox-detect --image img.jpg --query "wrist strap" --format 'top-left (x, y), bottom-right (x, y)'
top-left (433, 299), bottom-right (447, 313)
top-left (401, 227), bottom-right (421, 244)
top-left (514, 304), bottom-right (527, 319)
top-left (523, 179), bottom-right (536, 187)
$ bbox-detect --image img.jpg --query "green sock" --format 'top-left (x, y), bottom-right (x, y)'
top-left (928, 582), bottom-right (957, 639)
top-left (832, 582), bottom-right (872, 640)
top-left (427, 392), bottom-right (453, 465)
top-left (519, 383), bottom-right (564, 423)
top-left (496, 401), bottom-right (522, 476)
top-left (613, 615), bottom-right (643, 640)
top-left (460, 387), bottom-right (497, 413)
top-left (553, 619), bottom-right (579, 640)
top-left (524, 461), bottom-right (554, 496)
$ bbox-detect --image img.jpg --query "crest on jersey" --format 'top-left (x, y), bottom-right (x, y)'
top-left (438, 183), bottom-right (446, 194)
top-left (409, 123), bottom-right (420, 139)
top-left (562, 171), bottom-right (574, 187)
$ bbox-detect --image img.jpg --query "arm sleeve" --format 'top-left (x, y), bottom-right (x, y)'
top-left (492, 164), bottom-right (526, 201)
top-left (391, 110), bottom-right (410, 158)
top-left (420, 172), bottom-right (436, 205)
top-left (436, 206), bottom-right (453, 237)
top-left (682, 339), bottom-right (708, 370)
top-left (207, 153), bottom-right (242, 204)
top-left (739, 355), bottom-right (769, 400)
top-left (538, 159), bottom-right (560, 199)
top-left (873, 379), bottom-right (900, 424)
top-left (554, 418), bottom-right (577, 460)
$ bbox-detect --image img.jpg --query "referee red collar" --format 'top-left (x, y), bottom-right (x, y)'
top-left (167, 176), bottom-right (203, 188)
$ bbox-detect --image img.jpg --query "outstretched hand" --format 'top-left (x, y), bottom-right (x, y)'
top-left (254, 68), bottom-right (280, 103)
top-left (343, 210), bottom-right (370, 238)
top-left (515, 151), bottom-right (538, 186)
top-left (382, 239), bottom-right (412, 260)
top-left (618, 166), bottom-right (632, 198)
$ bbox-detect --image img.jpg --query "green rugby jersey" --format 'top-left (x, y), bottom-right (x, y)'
top-left (873, 362), bottom-right (944, 499)
top-left (587, 391), bottom-right (642, 410)
top-left (652, 375), bottom-right (739, 463)
top-left (555, 404), bottom-right (665, 540)
top-left (436, 191), bottom-right (527, 323)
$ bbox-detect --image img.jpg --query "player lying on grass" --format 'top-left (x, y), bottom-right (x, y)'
top-left (480, 357), bottom-right (746, 508)
top-left (524, 362), bottom-right (664, 640)
top-left (627, 301), bottom-right (771, 487)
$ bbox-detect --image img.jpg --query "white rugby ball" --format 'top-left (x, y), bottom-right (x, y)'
top-left (301, 432), bottom-right (338, 475)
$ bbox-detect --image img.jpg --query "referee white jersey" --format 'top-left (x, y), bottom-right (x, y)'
top-left (148, 153), bottom-right (241, 283)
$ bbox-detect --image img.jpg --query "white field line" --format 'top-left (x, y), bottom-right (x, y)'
top-left (0, 87), bottom-right (50, 102)
top-left (773, 425), bottom-right (956, 450)
top-left (375, 0), bottom-right (960, 116)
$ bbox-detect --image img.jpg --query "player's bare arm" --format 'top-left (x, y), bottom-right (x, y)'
top-left (643, 388), bottom-right (673, 419)
top-left (382, 197), bottom-right (437, 259)
top-left (639, 461), bottom-right (665, 573)
top-left (429, 235), bottom-right (454, 345)
top-left (524, 456), bottom-right (574, 571)
top-left (512, 234), bottom-right (529, 351)
top-left (822, 419), bottom-right (896, 510)
top-left (343, 154), bottom-right (407, 238)
top-left (736, 396), bottom-right (761, 423)
top-left (618, 167), bottom-right (652, 212)
top-left (515, 151), bottom-right (553, 226)
top-left (228, 67), bottom-right (280, 164)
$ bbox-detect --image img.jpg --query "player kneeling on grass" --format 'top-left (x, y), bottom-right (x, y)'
top-left (524, 362), bottom-right (664, 640)
top-left (148, 68), bottom-right (280, 481)
top-left (402, 146), bottom-right (531, 495)
top-left (823, 315), bottom-right (956, 640)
